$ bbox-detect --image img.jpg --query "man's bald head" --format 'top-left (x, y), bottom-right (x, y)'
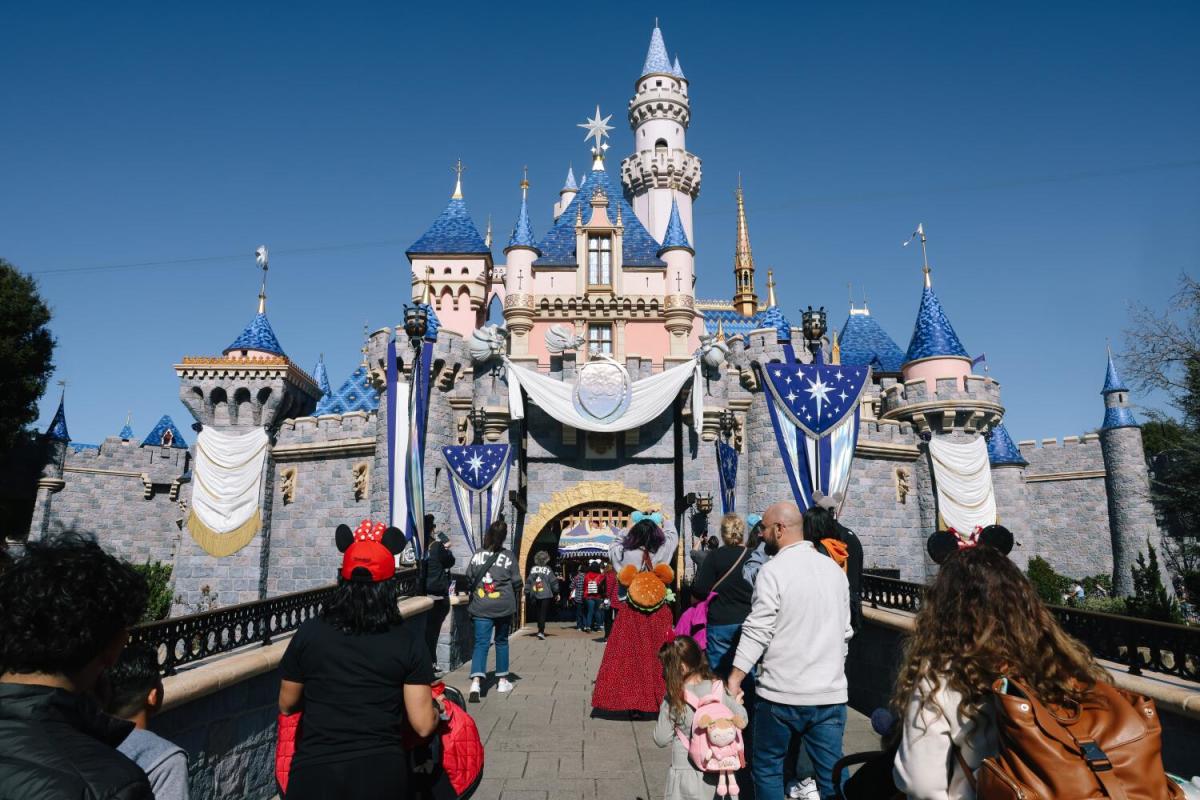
top-left (761, 501), bottom-right (804, 552)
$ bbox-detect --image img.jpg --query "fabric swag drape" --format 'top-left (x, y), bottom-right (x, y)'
top-left (928, 436), bottom-right (997, 533)
top-left (187, 426), bottom-right (269, 557)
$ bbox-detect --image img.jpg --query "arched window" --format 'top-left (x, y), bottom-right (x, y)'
top-left (655, 138), bottom-right (668, 154)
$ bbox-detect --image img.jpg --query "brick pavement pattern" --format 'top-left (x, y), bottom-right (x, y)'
top-left (443, 623), bottom-right (878, 800)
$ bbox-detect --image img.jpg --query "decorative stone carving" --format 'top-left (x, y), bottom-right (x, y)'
top-left (280, 467), bottom-right (297, 505)
top-left (455, 414), bottom-right (470, 445)
top-left (504, 292), bottom-right (534, 309)
top-left (468, 324), bottom-right (508, 365)
top-left (895, 467), bottom-right (911, 504)
top-left (664, 294), bottom-right (695, 310)
top-left (546, 324), bottom-right (586, 354)
top-left (352, 463), bottom-right (369, 501)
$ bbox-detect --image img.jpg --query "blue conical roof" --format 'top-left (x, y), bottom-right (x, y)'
top-left (406, 197), bottom-right (491, 256)
top-left (759, 305), bottom-right (792, 342)
top-left (904, 286), bottom-right (969, 364)
top-left (315, 365), bottom-right (379, 415)
top-left (141, 415), bottom-right (188, 449)
top-left (641, 25), bottom-right (673, 76)
top-left (987, 423), bottom-right (1027, 466)
top-left (533, 166), bottom-right (665, 267)
top-left (672, 55), bottom-right (686, 79)
top-left (45, 395), bottom-right (70, 442)
top-left (225, 313), bottom-right (286, 357)
top-left (658, 197), bottom-right (692, 253)
top-left (313, 356), bottom-right (332, 397)
top-left (839, 311), bottom-right (906, 373)
top-left (506, 190), bottom-right (539, 252)
top-left (118, 419), bottom-right (134, 440)
top-left (1102, 350), bottom-right (1129, 394)
top-left (563, 167), bottom-right (578, 191)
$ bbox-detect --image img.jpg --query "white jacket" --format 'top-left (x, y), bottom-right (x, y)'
top-left (893, 679), bottom-right (999, 800)
top-left (732, 540), bottom-right (852, 706)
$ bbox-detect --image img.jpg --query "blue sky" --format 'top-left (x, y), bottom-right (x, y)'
top-left (4, 1), bottom-right (1198, 445)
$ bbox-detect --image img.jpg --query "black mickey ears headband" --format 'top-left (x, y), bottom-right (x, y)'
top-left (926, 524), bottom-right (1015, 565)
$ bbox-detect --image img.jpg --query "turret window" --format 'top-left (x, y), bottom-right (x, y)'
top-left (588, 324), bottom-right (613, 354)
top-left (588, 235), bottom-right (612, 287)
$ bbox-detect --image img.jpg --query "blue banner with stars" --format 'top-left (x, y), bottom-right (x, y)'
top-left (758, 356), bottom-right (870, 513)
top-left (441, 444), bottom-right (512, 554)
top-left (716, 440), bottom-right (738, 514)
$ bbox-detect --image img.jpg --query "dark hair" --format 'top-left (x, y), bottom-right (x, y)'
top-left (747, 521), bottom-right (764, 549)
top-left (483, 520), bottom-right (507, 553)
top-left (424, 514), bottom-right (436, 542)
top-left (705, 536), bottom-right (719, 551)
top-left (322, 577), bottom-right (403, 634)
top-left (0, 533), bottom-right (148, 675)
top-left (104, 644), bottom-right (160, 718)
top-left (802, 507), bottom-right (838, 543)
top-left (534, 550), bottom-right (551, 567)
top-left (622, 519), bottom-right (666, 552)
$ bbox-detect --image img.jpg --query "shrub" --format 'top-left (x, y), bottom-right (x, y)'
top-left (1126, 542), bottom-right (1183, 624)
top-left (1026, 557), bottom-right (1072, 605)
top-left (1080, 573), bottom-right (1112, 597)
top-left (128, 561), bottom-right (173, 622)
top-left (1075, 596), bottom-right (1128, 615)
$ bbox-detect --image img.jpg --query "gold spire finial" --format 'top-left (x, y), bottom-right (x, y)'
top-left (361, 321), bottom-right (370, 367)
top-left (452, 159), bottom-right (465, 199)
top-left (716, 318), bottom-right (726, 342)
top-left (831, 330), bottom-right (842, 365)
top-left (520, 165), bottom-right (529, 196)
top-left (419, 267), bottom-right (434, 306)
top-left (905, 223), bottom-right (931, 288)
top-left (732, 179), bottom-right (758, 317)
top-left (766, 268), bottom-right (777, 308)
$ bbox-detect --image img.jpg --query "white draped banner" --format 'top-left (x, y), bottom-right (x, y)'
top-left (928, 436), bottom-right (997, 533)
top-left (187, 427), bottom-right (269, 557)
top-left (505, 357), bottom-right (702, 433)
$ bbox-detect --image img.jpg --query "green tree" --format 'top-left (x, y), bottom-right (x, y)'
top-left (1125, 541), bottom-right (1182, 624)
top-left (0, 260), bottom-right (55, 451)
top-left (129, 561), bottom-right (174, 623)
top-left (1026, 557), bottom-right (1072, 605)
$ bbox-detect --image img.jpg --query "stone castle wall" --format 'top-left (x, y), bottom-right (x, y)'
top-left (48, 439), bottom-right (189, 565)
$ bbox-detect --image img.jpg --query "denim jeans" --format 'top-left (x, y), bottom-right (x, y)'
top-left (752, 698), bottom-right (846, 800)
top-left (582, 598), bottom-right (600, 630)
top-left (470, 616), bottom-right (510, 679)
top-left (705, 622), bottom-right (742, 677)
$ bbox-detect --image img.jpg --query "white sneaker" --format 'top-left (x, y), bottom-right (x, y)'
top-left (468, 679), bottom-right (481, 703)
top-left (537, 632), bottom-right (545, 640)
top-left (798, 778), bottom-right (820, 800)
top-left (786, 781), bottom-right (803, 799)
top-left (497, 678), bottom-right (514, 694)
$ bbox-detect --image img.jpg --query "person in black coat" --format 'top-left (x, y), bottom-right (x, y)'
top-left (0, 534), bottom-right (154, 799)
top-left (422, 514), bottom-right (456, 673)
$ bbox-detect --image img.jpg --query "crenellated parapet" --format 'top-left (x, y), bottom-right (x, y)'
top-left (620, 148), bottom-right (702, 199)
top-left (879, 374), bottom-right (1003, 434)
top-left (175, 355), bottom-right (321, 430)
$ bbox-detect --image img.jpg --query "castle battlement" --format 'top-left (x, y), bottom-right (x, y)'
top-left (276, 410), bottom-right (376, 448)
top-left (1016, 433), bottom-right (1101, 450)
top-left (878, 373), bottom-right (1003, 434)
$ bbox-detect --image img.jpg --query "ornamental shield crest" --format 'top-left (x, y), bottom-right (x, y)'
top-left (573, 353), bottom-right (632, 423)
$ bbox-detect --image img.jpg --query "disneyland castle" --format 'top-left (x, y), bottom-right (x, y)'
top-left (23, 24), bottom-right (1166, 614)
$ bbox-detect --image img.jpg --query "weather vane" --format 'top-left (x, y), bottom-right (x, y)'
top-left (903, 224), bottom-right (931, 287)
top-left (452, 159), bottom-right (465, 199)
top-left (255, 245), bottom-right (269, 313)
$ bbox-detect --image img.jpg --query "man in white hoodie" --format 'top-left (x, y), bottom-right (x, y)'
top-left (727, 502), bottom-right (853, 800)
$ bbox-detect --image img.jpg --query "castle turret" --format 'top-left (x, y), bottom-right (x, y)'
top-left (901, 230), bottom-right (972, 391)
top-left (504, 172), bottom-right (540, 359)
top-left (659, 196), bottom-right (696, 359)
top-left (1097, 348), bottom-right (1161, 596)
top-left (987, 421), bottom-right (1032, 566)
top-left (406, 161), bottom-right (494, 336)
top-left (553, 167), bottom-right (578, 221)
top-left (26, 390), bottom-right (70, 544)
top-left (621, 22), bottom-right (701, 243)
top-left (731, 180), bottom-right (758, 316)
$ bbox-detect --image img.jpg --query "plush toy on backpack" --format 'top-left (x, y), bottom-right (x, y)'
top-left (678, 682), bottom-right (747, 797)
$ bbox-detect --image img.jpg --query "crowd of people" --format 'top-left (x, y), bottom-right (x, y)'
top-left (0, 499), bottom-right (1183, 800)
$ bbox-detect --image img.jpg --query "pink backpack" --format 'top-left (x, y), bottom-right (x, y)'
top-left (674, 593), bottom-right (715, 650)
top-left (674, 681), bottom-right (747, 796)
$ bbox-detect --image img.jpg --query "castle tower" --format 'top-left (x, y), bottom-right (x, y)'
top-left (731, 180), bottom-right (758, 316)
top-left (621, 23), bottom-right (702, 244)
top-left (553, 167), bottom-right (578, 221)
top-left (1098, 348), bottom-right (1161, 596)
top-left (659, 196), bottom-right (697, 360)
top-left (406, 161), bottom-right (494, 337)
top-left (503, 171), bottom-right (540, 359)
top-left (25, 391), bottom-right (70, 544)
top-left (900, 230), bottom-right (972, 391)
top-left (987, 421), bottom-right (1032, 567)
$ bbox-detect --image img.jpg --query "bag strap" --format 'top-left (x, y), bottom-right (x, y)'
top-left (467, 550), bottom-right (503, 596)
top-left (953, 747), bottom-right (977, 792)
top-left (711, 547), bottom-right (750, 595)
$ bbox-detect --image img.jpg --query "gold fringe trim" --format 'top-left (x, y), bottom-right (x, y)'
top-left (187, 510), bottom-right (261, 557)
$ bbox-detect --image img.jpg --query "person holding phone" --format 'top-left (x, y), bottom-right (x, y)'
top-left (422, 515), bottom-right (455, 674)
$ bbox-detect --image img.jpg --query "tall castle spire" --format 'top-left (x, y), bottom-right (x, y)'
top-left (732, 178), bottom-right (758, 316)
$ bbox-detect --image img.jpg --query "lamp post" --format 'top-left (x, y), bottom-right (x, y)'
top-left (469, 405), bottom-right (487, 445)
top-left (695, 494), bottom-right (714, 516)
top-left (718, 408), bottom-right (736, 439)
top-left (801, 305), bottom-right (827, 360)
top-left (403, 305), bottom-right (429, 350)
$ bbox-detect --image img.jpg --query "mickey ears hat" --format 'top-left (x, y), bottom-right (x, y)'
top-left (336, 519), bottom-right (405, 582)
top-left (926, 524), bottom-right (1015, 565)
top-left (811, 491), bottom-right (844, 512)
top-left (630, 510), bottom-right (663, 527)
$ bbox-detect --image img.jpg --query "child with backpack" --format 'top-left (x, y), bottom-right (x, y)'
top-left (653, 636), bottom-right (748, 800)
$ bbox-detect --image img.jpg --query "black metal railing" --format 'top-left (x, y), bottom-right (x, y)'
top-left (862, 573), bottom-right (1200, 681)
top-left (131, 568), bottom-right (420, 676)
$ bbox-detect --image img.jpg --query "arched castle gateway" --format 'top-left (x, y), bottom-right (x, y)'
top-left (24, 23), bottom-right (1170, 627)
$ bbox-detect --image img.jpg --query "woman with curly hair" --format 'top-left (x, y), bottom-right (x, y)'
top-left (592, 514), bottom-right (678, 715)
top-left (891, 545), bottom-right (1107, 799)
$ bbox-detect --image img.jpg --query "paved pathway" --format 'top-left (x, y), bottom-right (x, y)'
top-left (443, 623), bottom-right (877, 800)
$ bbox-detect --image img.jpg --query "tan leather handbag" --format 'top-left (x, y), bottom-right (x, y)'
top-left (959, 677), bottom-right (1182, 799)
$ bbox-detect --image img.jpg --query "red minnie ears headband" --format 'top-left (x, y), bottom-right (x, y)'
top-left (336, 519), bottom-right (406, 582)
top-left (926, 525), bottom-right (1015, 565)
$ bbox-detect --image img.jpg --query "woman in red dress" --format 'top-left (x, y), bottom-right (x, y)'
top-left (591, 513), bottom-right (678, 715)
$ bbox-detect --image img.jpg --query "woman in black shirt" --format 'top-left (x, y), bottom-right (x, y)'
top-left (278, 520), bottom-right (439, 799)
top-left (690, 513), bottom-right (754, 677)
